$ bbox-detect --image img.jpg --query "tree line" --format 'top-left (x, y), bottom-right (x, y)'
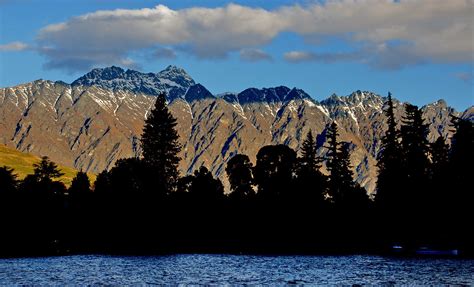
top-left (0, 93), bottom-right (472, 256)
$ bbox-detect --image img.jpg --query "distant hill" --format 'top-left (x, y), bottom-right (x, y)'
top-left (0, 144), bottom-right (95, 187)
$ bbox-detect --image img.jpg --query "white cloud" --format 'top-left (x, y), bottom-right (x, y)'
top-left (34, 1), bottom-right (473, 71)
top-left (0, 41), bottom-right (28, 51)
top-left (284, 51), bottom-right (317, 62)
top-left (240, 48), bottom-right (272, 62)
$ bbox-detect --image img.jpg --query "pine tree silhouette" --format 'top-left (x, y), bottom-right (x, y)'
top-left (376, 92), bottom-right (403, 208)
top-left (141, 93), bottom-right (181, 193)
top-left (295, 130), bottom-right (327, 203)
top-left (33, 156), bottom-right (64, 182)
top-left (21, 156), bottom-right (66, 195)
top-left (449, 116), bottom-right (474, 253)
top-left (69, 171), bottom-right (91, 195)
top-left (325, 122), bottom-right (356, 204)
top-left (401, 104), bottom-right (430, 182)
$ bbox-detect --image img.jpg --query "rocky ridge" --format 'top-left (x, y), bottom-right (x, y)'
top-left (1, 66), bottom-right (472, 194)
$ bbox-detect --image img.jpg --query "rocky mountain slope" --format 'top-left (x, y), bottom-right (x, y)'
top-left (1, 65), bottom-right (472, 194)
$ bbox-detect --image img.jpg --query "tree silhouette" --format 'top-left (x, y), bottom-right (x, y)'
top-left (0, 166), bottom-right (18, 194)
top-left (254, 145), bottom-right (296, 200)
top-left (430, 136), bottom-right (449, 179)
top-left (325, 122), bottom-right (356, 204)
top-left (226, 154), bottom-right (255, 200)
top-left (450, 116), bottom-right (474, 187)
top-left (295, 130), bottom-right (327, 204)
top-left (69, 171), bottom-right (91, 195)
top-left (141, 93), bottom-right (181, 193)
top-left (401, 104), bottom-right (430, 181)
top-left (20, 156), bottom-right (66, 195)
top-left (189, 166), bottom-right (225, 202)
top-left (33, 156), bottom-right (64, 182)
top-left (449, 116), bottom-right (474, 252)
top-left (301, 130), bottom-right (319, 171)
top-left (400, 104), bottom-right (430, 213)
top-left (93, 170), bottom-right (111, 194)
top-left (108, 158), bottom-right (147, 195)
top-left (376, 92), bottom-right (403, 209)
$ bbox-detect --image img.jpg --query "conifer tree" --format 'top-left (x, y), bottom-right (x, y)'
top-left (325, 122), bottom-right (356, 204)
top-left (141, 93), bottom-right (181, 193)
top-left (69, 171), bottom-right (91, 195)
top-left (396, 103), bottom-right (430, 238)
top-left (449, 116), bottom-right (474, 249)
top-left (33, 156), bottom-right (64, 182)
top-left (296, 130), bottom-right (327, 203)
top-left (301, 130), bottom-right (319, 171)
top-left (376, 93), bottom-right (403, 208)
top-left (25, 156), bottom-right (66, 195)
top-left (449, 117), bottom-right (474, 205)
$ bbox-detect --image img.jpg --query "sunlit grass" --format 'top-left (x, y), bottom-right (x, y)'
top-left (0, 144), bottom-right (96, 187)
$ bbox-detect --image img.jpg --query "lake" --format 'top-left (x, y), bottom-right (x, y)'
top-left (0, 254), bottom-right (473, 285)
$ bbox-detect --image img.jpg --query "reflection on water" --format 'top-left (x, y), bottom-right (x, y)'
top-left (0, 254), bottom-right (473, 285)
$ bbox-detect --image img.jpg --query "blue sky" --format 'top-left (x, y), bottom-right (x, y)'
top-left (0, 0), bottom-right (472, 110)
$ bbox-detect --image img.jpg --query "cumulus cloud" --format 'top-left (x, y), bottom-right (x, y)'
top-left (0, 41), bottom-right (28, 51)
top-left (33, 1), bottom-right (472, 71)
top-left (240, 48), bottom-right (272, 62)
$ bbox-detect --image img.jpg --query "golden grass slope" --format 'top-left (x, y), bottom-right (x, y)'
top-left (0, 144), bottom-right (95, 187)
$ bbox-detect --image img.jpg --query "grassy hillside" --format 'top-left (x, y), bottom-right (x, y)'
top-left (0, 144), bottom-right (95, 187)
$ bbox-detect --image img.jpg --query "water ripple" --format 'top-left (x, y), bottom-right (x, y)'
top-left (0, 254), bottom-right (473, 285)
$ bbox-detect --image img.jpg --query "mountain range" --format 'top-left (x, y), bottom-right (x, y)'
top-left (1, 65), bottom-right (472, 193)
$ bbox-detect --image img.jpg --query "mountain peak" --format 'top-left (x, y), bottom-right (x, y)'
top-left (156, 65), bottom-right (195, 91)
top-left (163, 65), bottom-right (185, 73)
top-left (185, 83), bottom-right (214, 102)
top-left (284, 88), bottom-right (311, 101)
top-left (71, 65), bottom-right (195, 100)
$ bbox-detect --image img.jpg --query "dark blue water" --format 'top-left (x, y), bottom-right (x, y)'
top-left (0, 254), bottom-right (473, 285)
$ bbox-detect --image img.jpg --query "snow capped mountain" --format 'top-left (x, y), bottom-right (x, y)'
top-left (0, 65), bottom-right (471, 194)
top-left (72, 65), bottom-right (195, 101)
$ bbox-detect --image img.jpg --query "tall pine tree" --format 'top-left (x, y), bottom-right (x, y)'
top-left (325, 122), bottom-right (357, 204)
top-left (449, 116), bottom-right (474, 252)
top-left (398, 103), bottom-right (430, 240)
top-left (141, 93), bottom-right (181, 193)
top-left (376, 92), bottom-right (403, 209)
top-left (401, 104), bottom-right (430, 182)
top-left (301, 130), bottom-right (319, 171)
top-left (295, 130), bottom-right (327, 203)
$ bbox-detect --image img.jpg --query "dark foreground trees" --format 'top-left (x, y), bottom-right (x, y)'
top-left (0, 92), bottom-right (472, 257)
top-left (374, 93), bottom-right (474, 253)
